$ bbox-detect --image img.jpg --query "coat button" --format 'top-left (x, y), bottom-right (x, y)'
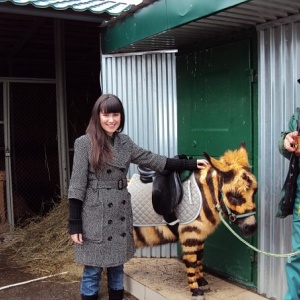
top-left (107, 169), bottom-right (112, 174)
top-left (108, 203), bottom-right (113, 208)
top-left (108, 219), bottom-right (113, 224)
top-left (120, 217), bottom-right (125, 221)
top-left (121, 233), bottom-right (126, 237)
top-left (121, 200), bottom-right (126, 205)
top-left (108, 236), bottom-right (112, 241)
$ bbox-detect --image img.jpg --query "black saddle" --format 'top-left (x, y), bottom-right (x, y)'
top-left (137, 166), bottom-right (183, 216)
top-left (152, 170), bottom-right (183, 216)
top-left (137, 157), bottom-right (187, 237)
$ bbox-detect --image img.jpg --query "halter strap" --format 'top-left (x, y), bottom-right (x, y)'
top-left (217, 191), bottom-right (256, 223)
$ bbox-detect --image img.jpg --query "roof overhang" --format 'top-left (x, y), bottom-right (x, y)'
top-left (0, 0), bottom-right (156, 23)
top-left (101, 0), bottom-right (300, 54)
top-left (0, 1), bottom-right (110, 22)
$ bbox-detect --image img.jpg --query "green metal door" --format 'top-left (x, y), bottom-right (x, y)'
top-left (177, 40), bottom-right (256, 286)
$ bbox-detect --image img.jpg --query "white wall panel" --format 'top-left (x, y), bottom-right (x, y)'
top-left (258, 21), bottom-right (300, 299)
top-left (101, 50), bottom-right (178, 258)
top-left (101, 51), bottom-right (178, 176)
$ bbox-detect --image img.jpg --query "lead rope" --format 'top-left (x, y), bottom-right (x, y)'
top-left (217, 207), bottom-right (300, 262)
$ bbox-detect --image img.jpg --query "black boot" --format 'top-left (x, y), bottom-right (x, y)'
top-left (81, 294), bottom-right (98, 300)
top-left (108, 288), bottom-right (124, 300)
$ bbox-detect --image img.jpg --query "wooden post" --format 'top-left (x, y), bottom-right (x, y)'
top-left (0, 171), bottom-right (6, 226)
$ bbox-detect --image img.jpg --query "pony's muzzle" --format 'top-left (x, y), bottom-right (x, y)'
top-left (238, 215), bottom-right (257, 236)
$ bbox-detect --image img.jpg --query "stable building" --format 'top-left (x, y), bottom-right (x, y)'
top-left (0, 1), bottom-right (300, 299)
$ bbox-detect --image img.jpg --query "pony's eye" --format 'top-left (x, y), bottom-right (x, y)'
top-left (227, 191), bottom-right (244, 206)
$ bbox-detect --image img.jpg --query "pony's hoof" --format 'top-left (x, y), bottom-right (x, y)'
top-left (197, 278), bottom-right (210, 291)
top-left (191, 296), bottom-right (205, 300)
top-left (191, 288), bottom-right (205, 300)
top-left (198, 277), bottom-right (208, 286)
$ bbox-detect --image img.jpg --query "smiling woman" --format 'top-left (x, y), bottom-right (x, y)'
top-left (100, 112), bottom-right (121, 136)
top-left (68, 94), bottom-right (208, 300)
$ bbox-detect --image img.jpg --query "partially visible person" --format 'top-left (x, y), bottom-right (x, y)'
top-left (68, 94), bottom-right (209, 300)
top-left (278, 79), bottom-right (300, 300)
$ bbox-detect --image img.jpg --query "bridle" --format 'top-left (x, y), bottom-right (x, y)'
top-left (213, 169), bottom-right (300, 259)
top-left (217, 190), bottom-right (300, 259)
top-left (216, 188), bottom-right (256, 223)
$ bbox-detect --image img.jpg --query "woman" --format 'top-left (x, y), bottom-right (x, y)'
top-left (68, 94), bottom-right (209, 300)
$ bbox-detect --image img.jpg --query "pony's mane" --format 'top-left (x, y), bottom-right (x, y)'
top-left (219, 148), bottom-right (250, 169)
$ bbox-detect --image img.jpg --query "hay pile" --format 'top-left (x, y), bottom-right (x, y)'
top-left (1, 199), bottom-right (82, 281)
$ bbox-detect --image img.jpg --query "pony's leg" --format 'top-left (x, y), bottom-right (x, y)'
top-left (182, 250), bottom-right (205, 300)
top-left (196, 248), bottom-right (209, 288)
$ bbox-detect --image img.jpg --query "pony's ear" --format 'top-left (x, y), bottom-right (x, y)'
top-left (203, 142), bottom-right (250, 172)
top-left (236, 143), bottom-right (250, 169)
top-left (203, 152), bottom-right (232, 173)
top-left (239, 141), bottom-right (247, 150)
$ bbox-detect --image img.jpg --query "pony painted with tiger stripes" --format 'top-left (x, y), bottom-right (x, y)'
top-left (132, 143), bottom-right (258, 300)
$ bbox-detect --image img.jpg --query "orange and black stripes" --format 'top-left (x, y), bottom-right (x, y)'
top-left (133, 143), bottom-right (257, 298)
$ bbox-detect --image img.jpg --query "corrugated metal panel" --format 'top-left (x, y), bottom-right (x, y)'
top-left (101, 50), bottom-right (179, 258)
top-left (1, 0), bottom-right (143, 15)
top-left (257, 21), bottom-right (300, 299)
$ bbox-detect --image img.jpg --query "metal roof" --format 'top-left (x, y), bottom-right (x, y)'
top-left (0, 0), bottom-right (144, 15)
top-left (167, 0), bottom-right (300, 47)
top-left (1, 0), bottom-right (300, 60)
top-left (102, 0), bottom-right (300, 53)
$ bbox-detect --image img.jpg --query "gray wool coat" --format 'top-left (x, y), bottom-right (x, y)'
top-left (68, 134), bottom-right (167, 267)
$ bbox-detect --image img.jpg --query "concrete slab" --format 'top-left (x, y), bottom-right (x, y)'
top-left (124, 258), bottom-right (269, 300)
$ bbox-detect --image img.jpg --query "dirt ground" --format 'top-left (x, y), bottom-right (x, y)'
top-left (0, 249), bottom-right (138, 300)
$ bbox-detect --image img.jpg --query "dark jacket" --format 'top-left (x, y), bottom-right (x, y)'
top-left (278, 108), bottom-right (300, 199)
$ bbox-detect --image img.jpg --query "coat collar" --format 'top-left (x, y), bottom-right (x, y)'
top-left (107, 133), bottom-right (129, 169)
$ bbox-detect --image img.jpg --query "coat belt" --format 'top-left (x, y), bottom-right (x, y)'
top-left (96, 178), bottom-right (128, 190)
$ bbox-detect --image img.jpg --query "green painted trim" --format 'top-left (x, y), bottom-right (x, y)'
top-left (250, 30), bottom-right (259, 288)
top-left (102, 0), bottom-right (249, 53)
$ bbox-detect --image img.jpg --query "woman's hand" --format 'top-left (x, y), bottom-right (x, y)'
top-left (71, 233), bottom-right (83, 245)
top-left (284, 131), bottom-right (298, 152)
top-left (196, 159), bottom-right (210, 169)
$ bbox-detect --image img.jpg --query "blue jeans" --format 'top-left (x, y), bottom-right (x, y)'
top-left (81, 264), bottom-right (124, 296)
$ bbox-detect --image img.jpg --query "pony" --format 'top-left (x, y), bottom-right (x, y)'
top-left (131, 143), bottom-right (258, 300)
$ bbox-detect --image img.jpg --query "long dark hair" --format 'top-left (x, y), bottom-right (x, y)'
top-left (86, 94), bottom-right (125, 171)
